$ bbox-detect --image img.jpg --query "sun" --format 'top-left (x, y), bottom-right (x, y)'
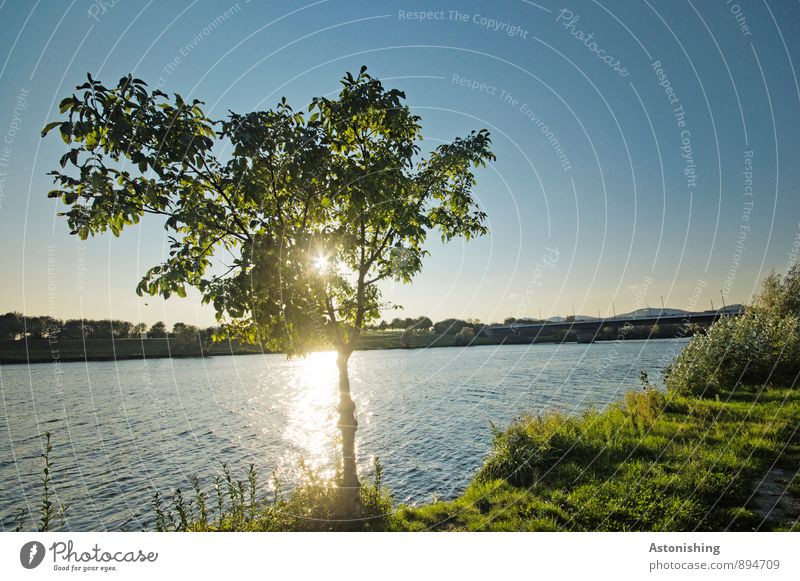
top-left (313, 254), bottom-right (329, 273)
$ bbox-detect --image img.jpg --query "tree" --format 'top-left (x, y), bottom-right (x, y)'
top-left (44, 68), bottom-right (494, 509)
top-left (414, 316), bottom-right (433, 332)
top-left (171, 322), bottom-right (201, 354)
top-left (148, 321), bottom-right (167, 338)
top-left (755, 265), bottom-right (800, 317)
top-left (433, 318), bottom-right (469, 335)
top-left (0, 312), bottom-right (25, 340)
top-left (60, 319), bottom-right (86, 340)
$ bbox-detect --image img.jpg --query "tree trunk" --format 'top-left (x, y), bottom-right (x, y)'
top-left (336, 350), bottom-right (360, 511)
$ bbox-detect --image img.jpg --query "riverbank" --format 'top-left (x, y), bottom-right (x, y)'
top-left (148, 382), bottom-right (800, 532)
top-left (0, 329), bottom-right (687, 365)
top-left (391, 384), bottom-right (800, 531)
top-left (0, 332), bottom-right (504, 364)
top-left (0, 337), bottom-right (266, 364)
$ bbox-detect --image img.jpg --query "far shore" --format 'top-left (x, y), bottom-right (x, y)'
top-left (0, 332), bottom-right (689, 365)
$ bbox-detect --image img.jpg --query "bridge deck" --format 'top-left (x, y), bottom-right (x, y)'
top-left (484, 310), bottom-right (742, 339)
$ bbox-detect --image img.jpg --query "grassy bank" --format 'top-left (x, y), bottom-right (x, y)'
top-left (144, 383), bottom-right (799, 532)
top-left (391, 384), bottom-right (800, 531)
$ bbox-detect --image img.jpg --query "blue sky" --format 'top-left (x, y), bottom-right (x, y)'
top-left (0, 0), bottom-right (798, 327)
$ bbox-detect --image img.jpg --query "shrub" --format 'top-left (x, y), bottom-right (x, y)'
top-left (665, 308), bottom-right (800, 396)
top-left (477, 412), bottom-right (586, 487)
top-left (453, 326), bottom-right (475, 346)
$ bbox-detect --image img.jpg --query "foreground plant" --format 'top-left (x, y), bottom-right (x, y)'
top-left (14, 432), bottom-right (68, 532)
top-left (154, 458), bottom-right (392, 532)
top-left (44, 69), bottom-right (494, 506)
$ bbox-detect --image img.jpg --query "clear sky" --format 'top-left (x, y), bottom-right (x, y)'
top-left (1, 0), bottom-right (799, 327)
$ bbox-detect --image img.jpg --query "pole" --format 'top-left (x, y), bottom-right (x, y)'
top-left (720, 290), bottom-right (726, 310)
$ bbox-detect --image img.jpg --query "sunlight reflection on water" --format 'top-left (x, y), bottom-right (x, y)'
top-left (0, 340), bottom-right (686, 530)
top-left (280, 351), bottom-right (339, 480)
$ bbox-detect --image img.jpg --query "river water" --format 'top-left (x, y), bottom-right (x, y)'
top-left (0, 339), bottom-right (688, 530)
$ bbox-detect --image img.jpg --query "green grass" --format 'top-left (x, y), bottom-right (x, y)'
top-left (390, 385), bottom-right (800, 531)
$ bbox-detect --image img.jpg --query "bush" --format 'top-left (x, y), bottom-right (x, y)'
top-left (476, 412), bottom-right (586, 487)
top-left (453, 326), bottom-right (475, 346)
top-left (665, 308), bottom-right (800, 396)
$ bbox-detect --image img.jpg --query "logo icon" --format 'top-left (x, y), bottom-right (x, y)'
top-left (20, 541), bottom-right (46, 569)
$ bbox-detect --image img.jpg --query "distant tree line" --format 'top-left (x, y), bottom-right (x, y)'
top-left (366, 316), bottom-right (489, 336)
top-left (0, 312), bottom-right (217, 344)
top-left (1, 312), bottom-right (484, 340)
top-left (3, 312), bottom-right (698, 347)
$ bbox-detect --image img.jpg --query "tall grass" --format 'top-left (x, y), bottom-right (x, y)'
top-left (153, 457), bottom-right (393, 532)
top-left (14, 431), bottom-right (68, 531)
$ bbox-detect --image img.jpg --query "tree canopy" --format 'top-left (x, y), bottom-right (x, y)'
top-left (44, 68), bottom-right (494, 356)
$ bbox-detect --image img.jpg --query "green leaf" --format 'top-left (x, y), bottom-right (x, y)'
top-left (41, 122), bottom-right (61, 137)
top-left (58, 97), bottom-right (74, 114)
top-left (60, 126), bottom-right (72, 144)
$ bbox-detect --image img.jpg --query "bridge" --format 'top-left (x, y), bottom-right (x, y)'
top-left (480, 307), bottom-right (744, 344)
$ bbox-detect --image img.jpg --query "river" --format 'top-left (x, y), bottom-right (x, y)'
top-left (0, 339), bottom-right (688, 530)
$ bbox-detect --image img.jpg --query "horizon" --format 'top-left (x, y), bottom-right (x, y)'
top-left (1, 1), bottom-right (799, 327)
top-left (0, 301), bottom-right (748, 331)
